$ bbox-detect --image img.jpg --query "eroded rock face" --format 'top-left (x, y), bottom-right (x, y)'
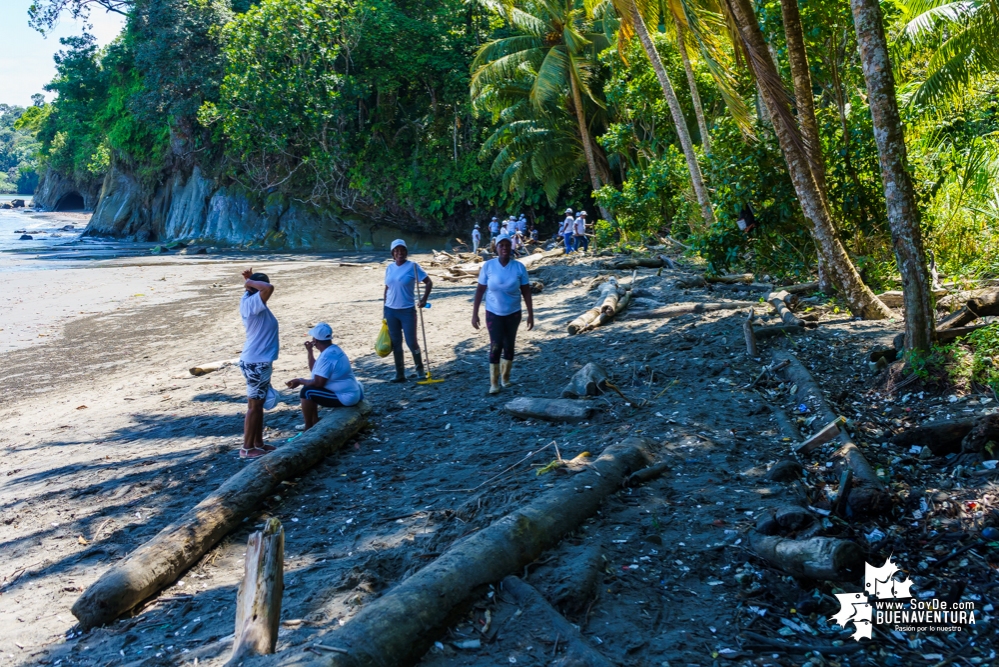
top-left (33, 170), bottom-right (103, 211)
top-left (81, 165), bottom-right (451, 250)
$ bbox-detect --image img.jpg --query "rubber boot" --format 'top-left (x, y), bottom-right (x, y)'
top-left (500, 358), bottom-right (513, 388)
top-left (390, 347), bottom-right (407, 383)
top-left (489, 363), bottom-right (501, 394)
top-left (412, 350), bottom-right (425, 380)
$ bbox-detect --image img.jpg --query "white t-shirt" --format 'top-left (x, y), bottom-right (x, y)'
top-left (478, 258), bottom-right (529, 316)
top-left (312, 344), bottom-right (363, 406)
top-left (240, 292), bottom-right (280, 363)
top-left (574, 217), bottom-right (586, 235)
top-left (472, 228), bottom-right (481, 244)
top-left (562, 216), bottom-right (574, 235)
top-left (384, 260), bottom-right (428, 309)
top-left (489, 221), bottom-right (500, 235)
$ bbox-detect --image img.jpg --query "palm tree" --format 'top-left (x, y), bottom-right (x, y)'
top-left (723, 0), bottom-right (893, 318)
top-left (471, 0), bottom-right (613, 220)
top-left (849, 0), bottom-right (935, 349)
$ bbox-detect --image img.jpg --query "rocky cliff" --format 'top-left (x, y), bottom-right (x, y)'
top-left (68, 166), bottom-right (451, 251)
top-left (33, 170), bottom-right (103, 211)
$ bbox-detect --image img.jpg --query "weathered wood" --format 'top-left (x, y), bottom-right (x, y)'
top-left (504, 397), bottom-right (595, 423)
top-left (587, 291), bottom-right (631, 331)
top-left (783, 281), bottom-right (820, 295)
top-left (606, 255), bottom-right (665, 270)
top-left (938, 288), bottom-right (999, 329)
top-left (748, 534), bottom-right (864, 580)
top-left (675, 275), bottom-right (707, 288)
top-left (561, 363), bottom-right (609, 398)
top-left (189, 359), bottom-right (239, 377)
top-left (795, 417), bottom-right (845, 454)
top-left (888, 418), bottom-right (975, 455)
top-left (268, 439), bottom-right (653, 667)
top-left (71, 402), bottom-right (372, 630)
top-left (623, 301), bottom-right (758, 320)
top-left (230, 519), bottom-right (284, 664)
top-left (520, 246), bottom-right (565, 270)
top-left (502, 576), bottom-right (614, 667)
top-left (706, 273), bottom-right (754, 284)
top-left (937, 325), bottom-right (990, 344)
top-left (744, 309), bottom-right (758, 358)
top-left (626, 461), bottom-right (671, 487)
top-left (711, 282), bottom-right (773, 293)
top-left (567, 307), bottom-right (602, 335)
top-left (597, 278), bottom-right (622, 316)
top-left (767, 290), bottom-right (804, 327)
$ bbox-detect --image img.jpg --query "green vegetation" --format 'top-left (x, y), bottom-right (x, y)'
top-left (0, 102), bottom-right (44, 194)
top-left (12, 0), bottom-right (999, 292)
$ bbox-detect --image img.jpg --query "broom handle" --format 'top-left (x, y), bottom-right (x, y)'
top-left (414, 263), bottom-right (432, 374)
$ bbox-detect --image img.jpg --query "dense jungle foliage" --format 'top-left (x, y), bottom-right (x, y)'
top-left (0, 102), bottom-right (43, 194)
top-left (15, 0), bottom-right (999, 287)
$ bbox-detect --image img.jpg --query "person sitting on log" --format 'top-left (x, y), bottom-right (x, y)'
top-left (285, 323), bottom-right (364, 430)
top-left (472, 233), bottom-right (535, 394)
top-left (239, 269), bottom-right (280, 460)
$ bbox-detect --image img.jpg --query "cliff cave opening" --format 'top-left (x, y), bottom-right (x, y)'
top-left (55, 192), bottom-right (85, 211)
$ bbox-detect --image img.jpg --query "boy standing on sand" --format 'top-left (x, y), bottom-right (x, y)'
top-left (239, 269), bottom-right (279, 460)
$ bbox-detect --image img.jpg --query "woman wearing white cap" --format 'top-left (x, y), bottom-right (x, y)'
top-left (286, 322), bottom-right (364, 430)
top-left (561, 208), bottom-right (576, 253)
top-left (472, 233), bottom-right (534, 393)
top-left (383, 239), bottom-right (433, 382)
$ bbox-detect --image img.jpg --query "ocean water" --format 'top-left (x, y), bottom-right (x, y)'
top-left (0, 195), bottom-right (153, 271)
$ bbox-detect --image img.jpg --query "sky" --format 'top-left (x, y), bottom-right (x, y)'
top-left (1, 1), bottom-right (126, 108)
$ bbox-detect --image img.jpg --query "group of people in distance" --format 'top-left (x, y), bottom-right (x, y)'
top-left (235, 231), bottom-right (536, 459)
top-left (471, 209), bottom-right (590, 256)
top-left (559, 207), bottom-right (589, 253)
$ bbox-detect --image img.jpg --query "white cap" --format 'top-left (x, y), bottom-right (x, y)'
top-left (495, 233), bottom-right (512, 245)
top-left (491, 216), bottom-right (498, 221)
top-left (580, 210), bottom-right (588, 216)
top-left (390, 239), bottom-right (407, 251)
top-left (565, 208), bottom-right (573, 214)
top-left (308, 322), bottom-right (333, 341)
top-left (474, 224), bottom-right (480, 228)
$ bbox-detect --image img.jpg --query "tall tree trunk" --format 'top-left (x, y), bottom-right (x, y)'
top-left (779, 0), bottom-right (834, 294)
top-left (569, 72), bottom-right (614, 222)
top-left (849, 0), bottom-right (935, 349)
top-left (628, 1), bottom-right (715, 227)
top-left (676, 21), bottom-right (711, 155)
top-left (725, 0), bottom-right (892, 319)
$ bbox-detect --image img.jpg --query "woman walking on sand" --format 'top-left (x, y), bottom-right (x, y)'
top-left (472, 233), bottom-right (534, 394)
top-left (384, 239), bottom-right (433, 382)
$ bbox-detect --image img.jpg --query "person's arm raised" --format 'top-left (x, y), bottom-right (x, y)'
top-left (241, 269), bottom-right (274, 303)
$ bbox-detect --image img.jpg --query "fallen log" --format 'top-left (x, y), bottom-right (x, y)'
top-left (230, 518), bottom-right (284, 664)
top-left (626, 460), bottom-right (671, 487)
top-left (567, 307), bottom-right (602, 335)
top-left (795, 417), bottom-right (846, 454)
top-left (71, 402), bottom-right (372, 630)
top-left (189, 359), bottom-right (239, 376)
top-left (504, 397), bottom-right (594, 423)
top-left (501, 576), bottom-right (614, 667)
top-left (711, 282), bottom-right (773, 293)
top-left (754, 324), bottom-right (805, 340)
top-left (706, 273), bottom-right (754, 284)
top-left (888, 418), bottom-right (976, 455)
top-left (938, 288), bottom-right (999, 329)
top-left (267, 439), bottom-right (653, 667)
top-left (605, 255), bottom-right (664, 270)
top-left (623, 301), bottom-right (758, 320)
top-left (782, 281), bottom-right (820, 295)
top-left (561, 363), bottom-right (609, 398)
top-left (586, 291), bottom-right (631, 331)
top-left (748, 533), bottom-right (864, 581)
top-left (767, 290), bottom-right (803, 327)
top-left (520, 246), bottom-right (565, 270)
top-left (675, 275), bottom-right (707, 288)
top-left (597, 278), bottom-right (622, 316)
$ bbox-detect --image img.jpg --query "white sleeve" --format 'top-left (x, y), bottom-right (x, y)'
top-left (517, 262), bottom-right (529, 285)
top-left (244, 292), bottom-right (265, 316)
top-left (477, 261), bottom-right (490, 286)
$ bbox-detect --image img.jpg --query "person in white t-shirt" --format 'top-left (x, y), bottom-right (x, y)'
top-left (472, 224), bottom-right (481, 253)
top-left (472, 234), bottom-right (535, 394)
top-left (561, 208), bottom-right (576, 253)
top-left (239, 269), bottom-right (279, 459)
top-left (383, 239), bottom-right (432, 382)
top-left (286, 323), bottom-right (363, 430)
top-left (574, 210), bottom-right (589, 252)
top-left (488, 217), bottom-right (500, 239)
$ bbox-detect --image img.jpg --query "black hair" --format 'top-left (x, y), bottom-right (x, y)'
top-left (246, 272), bottom-right (270, 295)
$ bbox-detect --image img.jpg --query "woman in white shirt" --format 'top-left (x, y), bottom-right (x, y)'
top-left (471, 234), bottom-right (535, 394)
top-left (383, 239), bottom-right (433, 382)
top-left (286, 323), bottom-right (363, 430)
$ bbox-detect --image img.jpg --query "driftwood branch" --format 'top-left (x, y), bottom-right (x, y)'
top-left (744, 309), bottom-right (758, 357)
top-left (624, 301), bottom-right (758, 320)
top-left (230, 519), bottom-right (284, 664)
top-left (767, 290), bottom-right (804, 327)
top-left (72, 403), bottom-right (371, 629)
top-left (748, 533), bottom-right (864, 580)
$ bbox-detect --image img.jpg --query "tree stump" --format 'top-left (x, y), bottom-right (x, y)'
top-left (230, 518), bottom-right (284, 664)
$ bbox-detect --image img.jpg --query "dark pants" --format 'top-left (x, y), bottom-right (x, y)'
top-left (485, 310), bottom-right (522, 363)
top-left (300, 386), bottom-right (345, 407)
top-left (384, 305), bottom-right (419, 353)
top-left (575, 234), bottom-right (589, 251)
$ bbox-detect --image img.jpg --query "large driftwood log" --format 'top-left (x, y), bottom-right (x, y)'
top-left (767, 290), bottom-right (804, 327)
top-left (782, 281), bottom-right (820, 295)
top-left (521, 247), bottom-right (565, 270)
top-left (269, 439), bottom-right (654, 667)
top-left (748, 533), bottom-right (864, 580)
top-left (587, 291), bottom-right (631, 331)
top-left (888, 418), bottom-right (976, 455)
top-left (501, 576), bottom-right (614, 667)
top-left (505, 397), bottom-right (595, 423)
top-left (605, 255), bottom-right (664, 270)
top-left (623, 301), bottom-right (758, 320)
top-left (567, 307), bottom-right (602, 335)
top-left (561, 363), bottom-right (609, 398)
top-left (938, 288), bottom-right (999, 329)
top-left (711, 282), bottom-right (773, 293)
top-left (675, 275), bottom-right (707, 288)
top-left (772, 352), bottom-right (889, 517)
top-left (894, 325), bottom-right (989, 351)
top-left (597, 278), bottom-right (622, 316)
top-left (72, 402), bottom-right (372, 630)
top-left (230, 519), bottom-right (284, 664)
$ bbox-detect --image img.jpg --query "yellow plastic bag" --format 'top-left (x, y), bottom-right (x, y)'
top-left (374, 319), bottom-right (392, 357)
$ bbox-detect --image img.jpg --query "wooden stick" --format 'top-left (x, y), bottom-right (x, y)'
top-left (269, 439), bottom-right (653, 667)
top-left (748, 534), bottom-right (863, 580)
top-left (501, 576), bottom-right (614, 667)
top-left (626, 461), bottom-right (671, 487)
top-left (230, 519), bottom-right (284, 663)
top-left (744, 309), bottom-right (758, 358)
top-left (189, 359), bottom-right (239, 377)
top-left (72, 403), bottom-right (371, 630)
top-left (706, 272), bottom-right (754, 284)
top-left (767, 290), bottom-right (804, 327)
top-left (623, 301), bottom-right (758, 320)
